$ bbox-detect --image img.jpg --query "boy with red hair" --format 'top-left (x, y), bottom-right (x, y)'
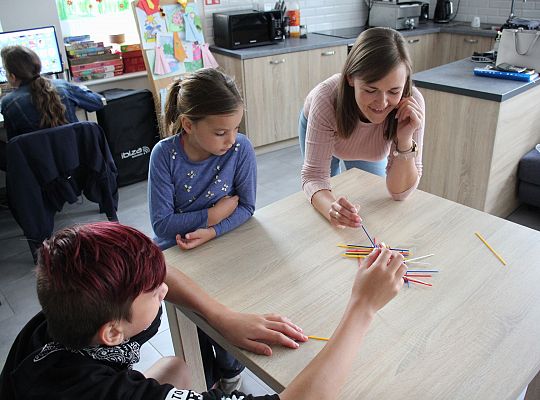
top-left (0, 222), bottom-right (405, 399)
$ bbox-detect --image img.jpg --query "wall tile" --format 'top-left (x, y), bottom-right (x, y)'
top-left (456, 0), bottom-right (539, 23)
top-left (202, 0), bottom-right (367, 44)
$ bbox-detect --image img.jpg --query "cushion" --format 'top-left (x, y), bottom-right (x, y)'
top-left (518, 181), bottom-right (540, 207)
top-left (518, 148), bottom-right (540, 186)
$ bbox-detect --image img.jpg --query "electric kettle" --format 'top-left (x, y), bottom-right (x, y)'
top-left (434, 0), bottom-right (453, 23)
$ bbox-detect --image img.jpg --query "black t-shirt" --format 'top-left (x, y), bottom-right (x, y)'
top-left (0, 310), bottom-right (280, 400)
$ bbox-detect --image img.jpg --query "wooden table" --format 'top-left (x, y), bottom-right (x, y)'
top-left (164, 169), bottom-right (540, 399)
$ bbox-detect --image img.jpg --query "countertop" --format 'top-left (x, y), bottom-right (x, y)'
top-left (412, 58), bottom-right (540, 102)
top-left (210, 21), bottom-right (498, 60)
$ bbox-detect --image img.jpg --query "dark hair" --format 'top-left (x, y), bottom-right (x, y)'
top-left (163, 68), bottom-right (244, 137)
top-left (336, 27), bottom-right (413, 141)
top-left (36, 222), bottom-right (166, 348)
top-left (1, 45), bottom-right (68, 129)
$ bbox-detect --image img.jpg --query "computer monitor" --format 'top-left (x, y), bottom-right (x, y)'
top-left (0, 26), bottom-right (63, 83)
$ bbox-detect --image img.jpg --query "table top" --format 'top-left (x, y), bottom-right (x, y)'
top-left (164, 169), bottom-right (540, 399)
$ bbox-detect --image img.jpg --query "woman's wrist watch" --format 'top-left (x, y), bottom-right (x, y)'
top-left (393, 139), bottom-right (418, 160)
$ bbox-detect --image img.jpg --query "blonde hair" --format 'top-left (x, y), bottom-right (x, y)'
top-left (164, 68), bottom-right (243, 137)
top-left (335, 27), bottom-right (412, 141)
top-left (1, 45), bottom-right (68, 129)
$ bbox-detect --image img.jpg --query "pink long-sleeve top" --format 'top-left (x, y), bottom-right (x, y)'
top-left (301, 73), bottom-right (425, 202)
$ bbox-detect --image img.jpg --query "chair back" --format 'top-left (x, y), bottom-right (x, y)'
top-left (6, 121), bottom-right (118, 258)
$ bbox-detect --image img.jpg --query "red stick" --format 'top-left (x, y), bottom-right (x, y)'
top-left (403, 277), bottom-right (432, 287)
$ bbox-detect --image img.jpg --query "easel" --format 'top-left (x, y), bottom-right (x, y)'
top-left (131, 0), bottom-right (204, 136)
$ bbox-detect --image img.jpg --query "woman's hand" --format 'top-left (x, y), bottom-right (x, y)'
top-left (395, 95), bottom-right (424, 146)
top-left (207, 195), bottom-right (239, 226)
top-left (350, 247), bottom-right (406, 315)
top-left (212, 310), bottom-right (308, 356)
top-left (329, 196), bottom-right (362, 228)
top-left (176, 227), bottom-right (217, 250)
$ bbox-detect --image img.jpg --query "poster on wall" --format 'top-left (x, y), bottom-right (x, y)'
top-left (163, 4), bottom-right (185, 32)
top-left (136, 8), bottom-right (168, 49)
top-left (134, 1), bottom-right (212, 74)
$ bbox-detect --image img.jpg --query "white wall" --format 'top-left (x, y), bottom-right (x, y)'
top-left (201, 0), bottom-right (368, 44)
top-left (454, 0), bottom-right (540, 25)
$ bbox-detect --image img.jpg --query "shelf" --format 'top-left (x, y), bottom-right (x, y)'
top-left (81, 70), bottom-right (148, 86)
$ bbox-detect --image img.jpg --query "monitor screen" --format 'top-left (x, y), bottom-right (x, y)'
top-left (0, 26), bottom-right (63, 83)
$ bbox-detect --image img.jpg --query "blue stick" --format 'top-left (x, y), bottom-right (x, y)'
top-left (406, 270), bottom-right (439, 273)
top-left (361, 225), bottom-right (376, 247)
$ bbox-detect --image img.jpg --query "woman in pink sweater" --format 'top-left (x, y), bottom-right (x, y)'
top-left (300, 27), bottom-right (425, 228)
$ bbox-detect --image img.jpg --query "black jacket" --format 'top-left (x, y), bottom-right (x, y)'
top-left (6, 121), bottom-right (118, 248)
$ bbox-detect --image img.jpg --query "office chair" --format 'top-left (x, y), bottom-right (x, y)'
top-left (6, 121), bottom-right (119, 260)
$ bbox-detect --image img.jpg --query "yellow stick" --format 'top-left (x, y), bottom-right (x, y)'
top-left (475, 232), bottom-right (507, 266)
top-left (308, 335), bottom-right (329, 341)
top-left (342, 254), bottom-right (367, 258)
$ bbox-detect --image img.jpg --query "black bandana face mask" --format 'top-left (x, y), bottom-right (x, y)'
top-left (34, 307), bottom-right (163, 369)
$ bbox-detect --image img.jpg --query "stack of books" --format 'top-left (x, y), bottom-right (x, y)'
top-left (65, 36), bottom-right (123, 82)
top-left (120, 44), bottom-right (146, 74)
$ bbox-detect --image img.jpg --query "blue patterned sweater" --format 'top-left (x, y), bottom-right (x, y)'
top-left (148, 133), bottom-right (256, 250)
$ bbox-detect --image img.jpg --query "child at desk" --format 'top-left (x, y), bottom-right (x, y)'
top-left (0, 45), bottom-right (104, 172)
top-left (148, 68), bottom-right (256, 390)
top-left (0, 222), bottom-right (405, 400)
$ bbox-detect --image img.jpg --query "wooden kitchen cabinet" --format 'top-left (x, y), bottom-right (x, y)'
top-left (307, 45), bottom-right (347, 90)
top-left (436, 33), bottom-right (494, 65)
top-left (243, 52), bottom-right (310, 147)
top-left (404, 33), bottom-right (438, 73)
top-left (212, 45), bottom-right (346, 148)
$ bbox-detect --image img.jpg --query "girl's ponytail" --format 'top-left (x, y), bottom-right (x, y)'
top-left (30, 76), bottom-right (68, 129)
top-left (164, 79), bottom-right (183, 136)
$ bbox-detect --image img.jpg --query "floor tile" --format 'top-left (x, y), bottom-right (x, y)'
top-left (132, 342), bottom-right (162, 373)
top-left (149, 329), bottom-right (175, 357)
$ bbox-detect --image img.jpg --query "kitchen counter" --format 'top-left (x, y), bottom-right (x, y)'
top-left (413, 58), bottom-right (540, 102)
top-left (210, 21), bottom-right (498, 59)
top-left (210, 34), bottom-right (351, 60)
top-left (415, 58), bottom-right (540, 217)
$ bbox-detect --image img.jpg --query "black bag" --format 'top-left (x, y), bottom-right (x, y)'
top-left (97, 88), bottom-right (159, 187)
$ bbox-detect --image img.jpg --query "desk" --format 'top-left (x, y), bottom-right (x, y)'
top-left (164, 169), bottom-right (540, 399)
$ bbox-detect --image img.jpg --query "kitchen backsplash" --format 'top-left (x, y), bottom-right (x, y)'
top-left (200, 0), bottom-right (540, 46)
top-left (201, 0), bottom-right (368, 44)
top-left (454, 0), bottom-right (540, 25)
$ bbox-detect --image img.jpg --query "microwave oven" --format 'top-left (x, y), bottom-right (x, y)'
top-left (213, 10), bottom-right (283, 50)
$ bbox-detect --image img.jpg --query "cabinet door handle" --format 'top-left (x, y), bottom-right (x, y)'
top-left (269, 59), bottom-right (286, 65)
top-left (407, 39), bottom-right (420, 44)
top-left (321, 50), bottom-right (336, 56)
top-left (464, 38), bottom-right (479, 44)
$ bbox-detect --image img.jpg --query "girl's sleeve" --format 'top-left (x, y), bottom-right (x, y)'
top-left (66, 82), bottom-right (104, 112)
top-left (212, 136), bottom-right (256, 237)
top-left (300, 82), bottom-right (337, 203)
top-left (148, 142), bottom-right (208, 240)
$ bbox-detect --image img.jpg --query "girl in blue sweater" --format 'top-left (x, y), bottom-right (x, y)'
top-left (148, 68), bottom-right (256, 251)
top-left (148, 68), bottom-right (255, 391)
